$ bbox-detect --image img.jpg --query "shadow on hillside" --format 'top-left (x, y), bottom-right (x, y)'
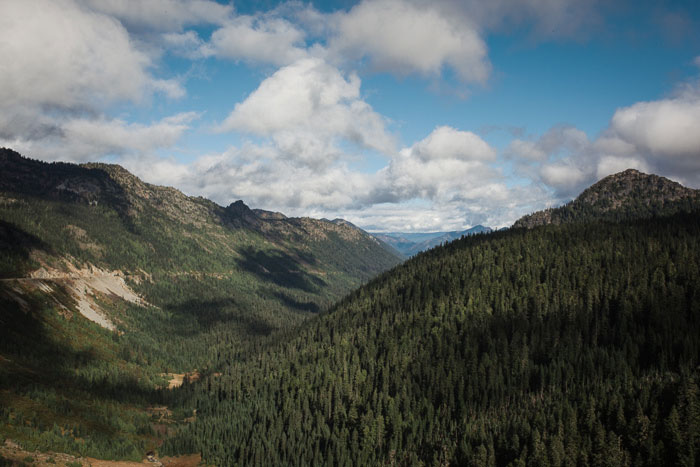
top-left (0, 220), bottom-right (55, 278)
top-left (0, 286), bottom-right (159, 419)
top-left (0, 149), bottom-right (136, 233)
top-left (289, 247), bottom-right (318, 266)
top-left (235, 246), bottom-right (326, 293)
top-left (166, 297), bottom-right (274, 337)
top-left (270, 289), bottom-right (322, 314)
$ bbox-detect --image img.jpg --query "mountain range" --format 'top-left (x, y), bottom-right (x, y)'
top-left (1, 148), bottom-right (699, 466)
top-left (370, 225), bottom-right (493, 257)
top-left (0, 148), bottom-right (400, 462)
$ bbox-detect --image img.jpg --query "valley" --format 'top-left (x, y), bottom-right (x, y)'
top-left (1, 150), bottom-right (699, 466)
top-left (370, 225), bottom-right (493, 257)
top-left (0, 149), bottom-right (401, 463)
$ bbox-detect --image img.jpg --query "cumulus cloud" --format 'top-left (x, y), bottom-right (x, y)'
top-left (371, 127), bottom-right (500, 202)
top-left (162, 30), bottom-right (208, 58)
top-left (507, 126), bottom-right (595, 198)
top-left (508, 126), bottom-right (589, 161)
top-left (594, 89), bottom-right (700, 187)
top-left (118, 124), bottom-right (542, 231)
top-left (539, 163), bottom-right (588, 192)
top-left (0, 0), bottom-right (184, 151)
top-left (204, 16), bottom-right (309, 66)
top-left (592, 77), bottom-right (700, 186)
top-left (408, 126), bottom-right (496, 161)
top-left (78, 0), bottom-right (233, 32)
top-left (218, 58), bottom-right (395, 165)
top-left (327, 0), bottom-right (490, 83)
top-left (153, 0), bottom-right (609, 83)
top-left (1, 113), bottom-right (198, 163)
top-left (608, 91), bottom-right (700, 166)
top-left (509, 76), bottom-right (700, 200)
top-left (508, 140), bottom-right (548, 161)
top-left (0, 0), bottom-right (174, 111)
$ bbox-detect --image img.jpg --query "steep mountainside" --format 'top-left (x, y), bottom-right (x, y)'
top-left (372, 225), bottom-right (492, 257)
top-left (514, 169), bottom-right (700, 228)
top-left (0, 148), bottom-right (399, 305)
top-left (164, 176), bottom-right (700, 466)
top-left (0, 148), bottom-right (400, 460)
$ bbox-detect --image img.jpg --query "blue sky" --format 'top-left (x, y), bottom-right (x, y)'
top-left (1, 0), bottom-right (699, 231)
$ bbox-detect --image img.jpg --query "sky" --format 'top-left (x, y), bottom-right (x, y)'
top-left (1, 0), bottom-right (699, 232)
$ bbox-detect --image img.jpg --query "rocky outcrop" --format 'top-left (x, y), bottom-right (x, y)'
top-left (514, 169), bottom-right (700, 228)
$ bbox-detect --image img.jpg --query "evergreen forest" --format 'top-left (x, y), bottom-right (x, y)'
top-left (164, 212), bottom-right (700, 466)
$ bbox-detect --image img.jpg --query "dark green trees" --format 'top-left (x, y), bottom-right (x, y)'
top-left (165, 212), bottom-right (700, 466)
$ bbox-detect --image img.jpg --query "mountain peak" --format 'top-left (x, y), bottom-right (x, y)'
top-left (226, 199), bottom-right (251, 213)
top-left (514, 169), bottom-right (699, 228)
top-left (577, 169), bottom-right (694, 207)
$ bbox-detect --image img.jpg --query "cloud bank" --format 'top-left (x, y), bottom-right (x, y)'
top-left (509, 75), bottom-right (700, 198)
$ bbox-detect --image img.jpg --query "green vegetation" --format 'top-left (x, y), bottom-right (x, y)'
top-left (3, 149), bottom-right (699, 464)
top-left (164, 212), bottom-right (700, 466)
top-left (0, 284), bottom-right (161, 460)
top-left (0, 149), bottom-right (399, 459)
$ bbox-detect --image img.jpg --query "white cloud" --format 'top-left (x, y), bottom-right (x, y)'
top-left (380, 156), bottom-right (498, 202)
top-left (78, 0), bottom-right (233, 32)
top-left (0, 0), bottom-right (168, 110)
top-left (508, 140), bottom-right (548, 161)
top-left (593, 79), bottom-right (700, 185)
top-left (62, 112), bottom-right (198, 159)
top-left (205, 16), bottom-right (309, 66)
top-left (117, 124), bottom-right (544, 232)
top-left (408, 126), bottom-right (496, 161)
top-left (2, 113), bottom-right (198, 163)
top-left (609, 93), bottom-right (700, 160)
top-left (540, 163), bottom-right (588, 192)
top-left (509, 126), bottom-right (589, 161)
top-left (507, 126), bottom-right (595, 198)
top-left (0, 0), bottom-right (184, 148)
top-left (218, 58), bottom-right (395, 164)
top-left (162, 31), bottom-right (207, 58)
top-left (510, 77), bottom-right (700, 199)
top-left (327, 0), bottom-right (490, 83)
top-left (371, 126), bottom-right (500, 202)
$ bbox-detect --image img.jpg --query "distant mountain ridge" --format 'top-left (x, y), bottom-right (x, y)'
top-left (514, 169), bottom-right (700, 228)
top-left (372, 225), bottom-right (492, 257)
top-left (0, 146), bottom-right (401, 335)
top-left (0, 148), bottom-right (394, 248)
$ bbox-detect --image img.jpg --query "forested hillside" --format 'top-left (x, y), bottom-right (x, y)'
top-left (164, 208), bottom-right (700, 465)
top-left (3, 149), bottom-right (699, 465)
top-left (0, 148), bottom-right (400, 460)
